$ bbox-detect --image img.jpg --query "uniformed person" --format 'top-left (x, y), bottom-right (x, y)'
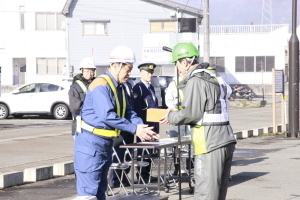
top-left (68, 57), bottom-right (96, 138)
top-left (74, 46), bottom-right (159, 200)
top-left (132, 63), bottom-right (159, 183)
top-left (160, 42), bottom-right (236, 200)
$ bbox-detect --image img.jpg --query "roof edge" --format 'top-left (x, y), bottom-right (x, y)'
top-left (142, 0), bottom-right (203, 18)
top-left (62, 0), bottom-right (203, 17)
top-left (62, 0), bottom-right (73, 15)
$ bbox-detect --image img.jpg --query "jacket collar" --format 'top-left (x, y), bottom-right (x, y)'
top-left (179, 64), bottom-right (218, 88)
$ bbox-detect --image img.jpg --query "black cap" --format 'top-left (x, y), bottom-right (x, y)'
top-left (138, 63), bottom-right (156, 73)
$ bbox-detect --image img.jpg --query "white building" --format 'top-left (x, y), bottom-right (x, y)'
top-left (0, 0), bottom-right (293, 96)
top-left (198, 24), bottom-right (290, 94)
top-left (199, 24), bottom-right (289, 86)
top-left (0, 0), bottom-right (67, 88)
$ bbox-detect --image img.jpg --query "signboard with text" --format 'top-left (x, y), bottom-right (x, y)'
top-left (275, 70), bottom-right (284, 93)
top-left (143, 34), bottom-right (171, 62)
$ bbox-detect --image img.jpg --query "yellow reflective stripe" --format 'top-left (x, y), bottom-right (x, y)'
top-left (118, 89), bottom-right (126, 135)
top-left (192, 126), bottom-right (208, 155)
top-left (93, 129), bottom-right (119, 137)
top-left (81, 121), bottom-right (118, 137)
top-left (99, 75), bottom-right (126, 136)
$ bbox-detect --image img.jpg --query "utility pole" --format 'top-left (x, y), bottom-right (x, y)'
top-left (288, 0), bottom-right (299, 138)
top-left (203, 0), bottom-right (210, 62)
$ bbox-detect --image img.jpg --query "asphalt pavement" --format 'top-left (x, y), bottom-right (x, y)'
top-left (1, 96), bottom-right (299, 200)
top-left (1, 134), bottom-right (300, 200)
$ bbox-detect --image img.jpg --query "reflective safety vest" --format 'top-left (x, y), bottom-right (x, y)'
top-left (80, 75), bottom-right (126, 137)
top-left (75, 80), bottom-right (88, 94)
top-left (74, 80), bottom-right (88, 132)
top-left (174, 79), bottom-right (184, 109)
top-left (193, 69), bottom-right (232, 126)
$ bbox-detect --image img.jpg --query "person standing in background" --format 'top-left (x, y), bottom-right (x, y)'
top-left (68, 57), bottom-right (96, 138)
top-left (132, 63), bottom-right (159, 183)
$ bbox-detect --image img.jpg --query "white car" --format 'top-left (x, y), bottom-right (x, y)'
top-left (0, 82), bottom-right (71, 120)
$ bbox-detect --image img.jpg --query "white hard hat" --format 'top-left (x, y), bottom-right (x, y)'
top-left (109, 46), bottom-right (135, 64)
top-left (80, 57), bottom-right (96, 69)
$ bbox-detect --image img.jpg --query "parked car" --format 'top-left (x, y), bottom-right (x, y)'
top-left (0, 82), bottom-right (71, 120)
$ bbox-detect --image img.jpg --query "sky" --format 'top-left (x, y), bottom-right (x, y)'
top-left (170, 0), bottom-right (299, 27)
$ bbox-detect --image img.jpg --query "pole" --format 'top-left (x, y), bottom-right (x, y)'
top-left (261, 61), bottom-right (264, 102)
top-left (175, 7), bottom-right (182, 199)
top-left (0, 66), bottom-right (1, 97)
top-left (281, 93), bottom-right (286, 134)
top-left (288, 0), bottom-right (299, 138)
top-left (176, 69), bottom-right (182, 200)
top-left (203, 0), bottom-right (210, 62)
top-left (272, 68), bottom-right (277, 133)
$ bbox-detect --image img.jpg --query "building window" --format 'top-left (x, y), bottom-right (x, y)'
top-left (199, 57), bottom-right (226, 72)
top-left (210, 57), bottom-right (225, 72)
top-left (37, 58), bottom-right (66, 75)
top-left (150, 21), bottom-right (176, 32)
top-left (82, 21), bottom-right (109, 35)
top-left (235, 57), bottom-right (244, 72)
top-left (245, 57), bottom-right (254, 72)
top-left (19, 6), bottom-right (25, 30)
top-left (36, 13), bottom-right (65, 30)
top-left (235, 56), bottom-right (275, 72)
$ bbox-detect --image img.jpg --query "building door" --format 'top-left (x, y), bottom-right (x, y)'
top-left (13, 58), bottom-right (26, 85)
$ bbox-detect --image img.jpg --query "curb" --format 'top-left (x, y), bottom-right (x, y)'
top-left (0, 123), bottom-right (286, 189)
top-left (233, 124), bottom-right (287, 139)
top-left (0, 161), bottom-right (74, 189)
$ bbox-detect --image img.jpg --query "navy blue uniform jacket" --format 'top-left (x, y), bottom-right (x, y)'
top-left (132, 81), bottom-right (159, 133)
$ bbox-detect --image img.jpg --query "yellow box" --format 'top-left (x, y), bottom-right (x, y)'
top-left (146, 108), bottom-right (169, 122)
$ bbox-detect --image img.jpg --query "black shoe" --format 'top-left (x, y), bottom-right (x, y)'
top-left (149, 176), bottom-right (158, 183)
top-left (112, 182), bottom-right (121, 188)
top-left (112, 182), bottom-right (129, 188)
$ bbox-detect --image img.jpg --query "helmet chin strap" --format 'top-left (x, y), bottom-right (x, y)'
top-left (110, 63), bottom-right (123, 83)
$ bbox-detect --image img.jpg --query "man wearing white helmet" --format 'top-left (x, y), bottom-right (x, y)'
top-left (74, 46), bottom-right (159, 199)
top-left (68, 57), bottom-right (96, 138)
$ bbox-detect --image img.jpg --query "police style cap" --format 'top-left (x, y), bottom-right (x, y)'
top-left (138, 63), bottom-right (156, 73)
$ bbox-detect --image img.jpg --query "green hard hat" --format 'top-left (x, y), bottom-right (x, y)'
top-left (170, 42), bottom-right (200, 63)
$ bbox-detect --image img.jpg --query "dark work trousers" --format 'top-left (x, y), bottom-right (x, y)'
top-left (111, 131), bottom-right (134, 185)
top-left (194, 143), bottom-right (235, 200)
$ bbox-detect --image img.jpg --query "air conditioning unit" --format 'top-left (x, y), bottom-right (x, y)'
top-left (170, 12), bottom-right (176, 18)
top-left (178, 18), bottom-right (197, 33)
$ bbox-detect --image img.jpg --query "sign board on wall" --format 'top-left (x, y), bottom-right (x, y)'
top-left (275, 70), bottom-right (284, 93)
top-left (143, 34), bottom-right (171, 62)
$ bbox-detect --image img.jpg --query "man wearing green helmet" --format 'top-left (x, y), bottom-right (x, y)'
top-left (160, 42), bottom-right (236, 200)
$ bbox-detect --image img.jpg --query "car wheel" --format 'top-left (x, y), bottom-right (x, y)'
top-left (53, 104), bottom-right (69, 120)
top-left (0, 104), bottom-right (9, 119)
top-left (12, 114), bottom-right (24, 119)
